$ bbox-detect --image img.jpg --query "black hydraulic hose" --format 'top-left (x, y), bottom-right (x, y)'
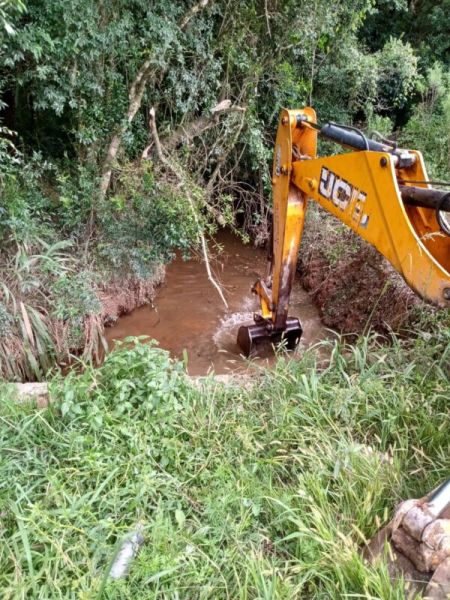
top-left (370, 130), bottom-right (397, 148)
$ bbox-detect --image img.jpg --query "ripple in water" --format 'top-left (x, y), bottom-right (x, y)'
top-left (213, 296), bottom-right (255, 353)
top-left (105, 230), bottom-right (327, 375)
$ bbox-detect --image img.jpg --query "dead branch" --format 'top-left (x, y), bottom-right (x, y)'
top-left (179, 0), bottom-right (211, 29)
top-left (163, 100), bottom-right (245, 152)
top-left (142, 100), bottom-right (246, 229)
top-left (264, 0), bottom-right (271, 36)
top-left (149, 107), bottom-right (228, 309)
top-left (205, 109), bottom-right (246, 196)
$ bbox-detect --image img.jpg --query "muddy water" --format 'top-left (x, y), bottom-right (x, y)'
top-left (105, 231), bottom-right (327, 375)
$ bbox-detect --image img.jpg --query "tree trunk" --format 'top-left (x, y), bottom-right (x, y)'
top-left (98, 0), bottom-right (213, 204)
top-left (98, 57), bottom-right (152, 202)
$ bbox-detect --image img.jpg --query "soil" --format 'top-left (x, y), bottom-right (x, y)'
top-left (66, 267), bottom-right (166, 368)
top-left (298, 208), bottom-right (419, 335)
top-left (98, 266), bottom-right (165, 326)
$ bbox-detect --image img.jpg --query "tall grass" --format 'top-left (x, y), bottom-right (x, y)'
top-left (0, 239), bottom-right (104, 381)
top-left (0, 239), bottom-right (71, 380)
top-left (0, 335), bottom-right (448, 598)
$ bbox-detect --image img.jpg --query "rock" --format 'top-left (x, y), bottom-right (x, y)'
top-left (364, 526), bottom-right (430, 598)
top-left (365, 485), bottom-right (450, 598)
top-left (190, 373), bottom-right (257, 389)
top-left (15, 382), bottom-right (50, 408)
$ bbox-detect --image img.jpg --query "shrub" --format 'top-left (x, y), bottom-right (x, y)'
top-left (97, 163), bottom-right (199, 277)
top-left (399, 63), bottom-right (450, 179)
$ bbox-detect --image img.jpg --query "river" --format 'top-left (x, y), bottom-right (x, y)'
top-left (105, 230), bottom-right (327, 375)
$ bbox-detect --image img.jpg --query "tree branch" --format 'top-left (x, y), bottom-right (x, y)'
top-left (205, 108), bottom-right (246, 196)
top-left (179, 0), bottom-right (211, 29)
top-left (97, 0), bottom-right (214, 205)
top-left (163, 99), bottom-right (245, 152)
top-left (149, 107), bottom-right (228, 309)
top-left (98, 58), bottom-right (154, 203)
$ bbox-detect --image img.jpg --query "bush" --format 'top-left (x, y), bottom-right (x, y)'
top-left (97, 163), bottom-right (199, 277)
top-left (399, 63), bottom-right (450, 178)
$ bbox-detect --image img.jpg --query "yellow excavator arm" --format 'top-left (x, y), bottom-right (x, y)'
top-left (238, 107), bottom-right (450, 355)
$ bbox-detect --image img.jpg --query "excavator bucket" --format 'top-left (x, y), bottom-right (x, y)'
top-left (365, 479), bottom-right (450, 599)
top-left (237, 317), bottom-right (302, 357)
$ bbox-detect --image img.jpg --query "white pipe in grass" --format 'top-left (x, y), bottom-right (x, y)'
top-left (109, 524), bottom-right (145, 579)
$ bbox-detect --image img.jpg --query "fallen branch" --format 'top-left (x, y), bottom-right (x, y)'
top-left (148, 107), bottom-right (228, 309)
top-left (142, 100), bottom-right (246, 228)
top-left (163, 99), bottom-right (245, 152)
top-left (142, 101), bottom-right (245, 230)
top-left (205, 108), bottom-right (246, 196)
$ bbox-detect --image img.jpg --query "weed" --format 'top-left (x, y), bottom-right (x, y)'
top-left (0, 239), bottom-right (103, 380)
top-left (0, 335), bottom-right (448, 598)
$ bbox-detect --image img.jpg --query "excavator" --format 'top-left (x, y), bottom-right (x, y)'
top-left (237, 106), bottom-right (450, 356)
top-left (237, 108), bottom-right (450, 598)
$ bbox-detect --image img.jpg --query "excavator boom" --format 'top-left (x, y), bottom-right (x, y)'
top-left (238, 107), bottom-right (450, 356)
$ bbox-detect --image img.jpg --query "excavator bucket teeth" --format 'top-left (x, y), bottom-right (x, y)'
top-left (237, 317), bottom-right (303, 357)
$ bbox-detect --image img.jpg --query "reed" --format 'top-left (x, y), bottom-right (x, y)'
top-left (0, 238), bottom-right (104, 380)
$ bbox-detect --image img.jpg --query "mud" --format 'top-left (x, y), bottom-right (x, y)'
top-left (105, 230), bottom-right (327, 376)
top-left (298, 208), bottom-right (419, 335)
top-left (98, 267), bottom-right (165, 325)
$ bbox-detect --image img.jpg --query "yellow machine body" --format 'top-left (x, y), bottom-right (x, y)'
top-left (238, 107), bottom-right (450, 355)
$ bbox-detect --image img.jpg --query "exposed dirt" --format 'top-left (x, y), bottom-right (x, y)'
top-left (298, 207), bottom-right (419, 336)
top-left (64, 269), bottom-right (166, 367)
top-left (97, 267), bottom-right (165, 325)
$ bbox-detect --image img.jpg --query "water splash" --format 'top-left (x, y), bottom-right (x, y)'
top-left (213, 296), bottom-right (256, 352)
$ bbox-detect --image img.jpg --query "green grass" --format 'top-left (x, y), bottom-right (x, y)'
top-left (0, 334), bottom-right (449, 599)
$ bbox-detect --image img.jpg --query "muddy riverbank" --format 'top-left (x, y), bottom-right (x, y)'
top-left (298, 207), bottom-right (419, 334)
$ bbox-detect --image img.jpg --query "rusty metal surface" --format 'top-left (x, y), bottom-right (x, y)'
top-left (366, 482), bottom-right (450, 599)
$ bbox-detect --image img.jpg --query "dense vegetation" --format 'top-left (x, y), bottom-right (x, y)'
top-left (0, 332), bottom-right (448, 598)
top-left (0, 3), bottom-right (449, 598)
top-left (1, 0), bottom-right (450, 378)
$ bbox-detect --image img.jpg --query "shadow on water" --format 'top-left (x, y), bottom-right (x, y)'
top-left (105, 230), bottom-right (329, 376)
